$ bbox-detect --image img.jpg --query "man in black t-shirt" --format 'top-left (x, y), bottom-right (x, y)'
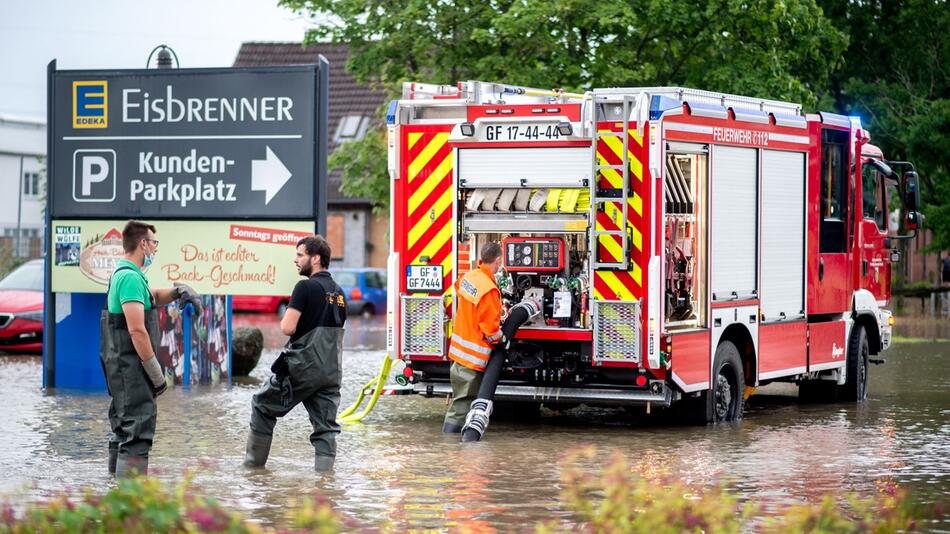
top-left (243, 235), bottom-right (347, 472)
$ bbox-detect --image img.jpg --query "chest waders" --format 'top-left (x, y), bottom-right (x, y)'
top-left (244, 275), bottom-right (345, 472)
top-left (100, 266), bottom-right (160, 477)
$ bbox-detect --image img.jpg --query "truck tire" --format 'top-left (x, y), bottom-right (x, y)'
top-left (838, 325), bottom-right (869, 402)
top-left (696, 341), bottom-right (744, 424)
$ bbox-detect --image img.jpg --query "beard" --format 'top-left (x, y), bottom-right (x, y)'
top-left (299, 262), bottom-right (313, 277)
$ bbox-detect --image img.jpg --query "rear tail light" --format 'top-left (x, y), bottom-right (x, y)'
top-left (350, 288), bottom-right (362, 301)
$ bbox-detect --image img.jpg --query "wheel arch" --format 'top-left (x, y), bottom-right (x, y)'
top-left (718, 323), bottom-right (756, 386)
top-left (852, 313), bottom-right (881, 355)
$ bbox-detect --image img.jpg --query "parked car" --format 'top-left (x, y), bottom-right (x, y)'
top-left (231, 294), bottom-right (290, 317)
top-left (232, 268), bottom-right (387, 318)
top-left (0, 259), bottom-right (44, 353)
top-left (335, 268), bottom-right (387, 318)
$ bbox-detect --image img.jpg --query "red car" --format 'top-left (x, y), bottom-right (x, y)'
top-left (0, 259), bottom-right (44, 353)
top-left (231, 295), bottom-right (290, 316)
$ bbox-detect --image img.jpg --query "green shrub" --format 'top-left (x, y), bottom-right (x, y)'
top-left (1, 453), bottom-right (945, 533)
top-left (540, 446), bottom-right (948, 534)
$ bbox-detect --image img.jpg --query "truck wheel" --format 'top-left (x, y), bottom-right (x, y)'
top-left (839, 325), bottom-right (869, 402)
top-left (696, 341), bottom-right (744, 424)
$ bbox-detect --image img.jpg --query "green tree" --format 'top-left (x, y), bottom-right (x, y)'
top-left (817, 0), bottom-right (949, 251)
top-left (283, 0), bottom-right (848, 212)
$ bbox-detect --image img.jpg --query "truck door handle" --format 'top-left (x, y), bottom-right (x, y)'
top-left (818, 258), bottom-right (824, 281)
top-left (862, 260), bottom-right (868, 276)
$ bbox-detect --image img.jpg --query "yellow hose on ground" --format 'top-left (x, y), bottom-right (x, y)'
top-left (339, 354), bottom-right (394, 423)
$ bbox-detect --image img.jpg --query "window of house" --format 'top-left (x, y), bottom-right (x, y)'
top-left (334, 115), bottom-right (368, 143)
top-left (22, 172), bottom-right (40, 197)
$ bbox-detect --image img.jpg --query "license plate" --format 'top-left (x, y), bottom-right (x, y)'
top-left (480, 123), bottom-right (563, 142)
top-left (406, 265), bottom-right (443, 292)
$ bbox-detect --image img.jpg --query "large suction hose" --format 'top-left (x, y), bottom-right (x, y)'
top-left (461, 298), bottom-right (540, 442)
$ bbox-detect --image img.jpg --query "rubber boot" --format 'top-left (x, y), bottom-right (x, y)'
top-left (442, 421), bottom-right (463, 434)
top-left (314, 455), bottom-right (335, 472)
top-left (115, 454), bottom-right (148, 478)
top-left (243, 431), bottom-right (273, 468)
top-left (108, 444), bottom-right (118, 475)
top-left (461, 399), bottom-right (493, 442)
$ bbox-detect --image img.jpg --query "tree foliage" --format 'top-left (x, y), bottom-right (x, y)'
top-left (817, 0), bottom-right (950, 251)
top-left (281, 0), bottom-right (849, 213)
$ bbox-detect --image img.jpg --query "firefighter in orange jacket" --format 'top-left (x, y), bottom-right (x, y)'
top-left (443, 242), bottom-right (505, 433)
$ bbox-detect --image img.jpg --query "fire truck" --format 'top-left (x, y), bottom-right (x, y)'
top-left (381, 81), bottom-right (920, 423)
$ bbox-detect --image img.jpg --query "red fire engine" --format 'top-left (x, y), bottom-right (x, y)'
top-left (382, 81), bottom-right (920, 422)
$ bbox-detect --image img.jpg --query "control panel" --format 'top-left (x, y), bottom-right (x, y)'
top-left (503, 237), bottom-right (564, 272)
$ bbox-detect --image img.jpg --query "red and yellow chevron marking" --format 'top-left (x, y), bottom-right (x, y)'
top-left (596, 127), bottom-right (643, 188)
top-left (404, 128), bottom-right (454, 294)
top-left (593, 123), bottom-right (650, 302)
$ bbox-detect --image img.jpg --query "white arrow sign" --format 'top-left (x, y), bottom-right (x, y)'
top-left (251, 146), bottom-right (292, 205)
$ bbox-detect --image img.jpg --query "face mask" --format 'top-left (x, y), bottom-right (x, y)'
top-left (143, 253), bottom-right (155, 268)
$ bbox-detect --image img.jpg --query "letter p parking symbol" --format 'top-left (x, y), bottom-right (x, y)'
top-left (73, 149), bottom-right (116, 202)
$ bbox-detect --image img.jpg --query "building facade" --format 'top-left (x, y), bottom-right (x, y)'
top-left (234, 42), bottom-right (388, 268)
top-left (0, 114), bottom-right (46, 259)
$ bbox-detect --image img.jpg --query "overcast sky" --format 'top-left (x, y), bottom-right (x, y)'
top-left (0, 0), bottom-right (318, 120)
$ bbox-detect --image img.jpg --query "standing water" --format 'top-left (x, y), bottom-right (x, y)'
top-left (0, 313), bottom-right (948, 531)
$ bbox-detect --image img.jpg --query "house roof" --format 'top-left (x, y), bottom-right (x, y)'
top-left (233, 42), bottom-right (386, 206)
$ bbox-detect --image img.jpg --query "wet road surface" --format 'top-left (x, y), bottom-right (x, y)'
top-left (0, 313), bottom-right (948, 531)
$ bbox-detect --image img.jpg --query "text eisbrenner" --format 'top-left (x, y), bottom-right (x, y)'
top-left (130, 176), bottom-right (237, 207)
top-left (122, 85), bottom-right (294, 124)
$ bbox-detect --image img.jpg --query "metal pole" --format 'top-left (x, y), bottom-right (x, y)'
top-left (44, 60), bottom-right (56, 389)
top-left (15, 155), bottom-right (23, 257)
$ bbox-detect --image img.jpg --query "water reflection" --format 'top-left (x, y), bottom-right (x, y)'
top-left (0, 315), bottom-right (947, 530)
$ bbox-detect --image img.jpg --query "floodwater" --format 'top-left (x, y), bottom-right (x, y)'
top-left (0, 313), bottom-right (948, 531)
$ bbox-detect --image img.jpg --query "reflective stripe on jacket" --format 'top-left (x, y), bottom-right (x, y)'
top-left (448, 263), bottom-right (502, 372)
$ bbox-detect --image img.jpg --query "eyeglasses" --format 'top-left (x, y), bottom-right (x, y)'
top-left (143, 238), bottom-right (160, 246)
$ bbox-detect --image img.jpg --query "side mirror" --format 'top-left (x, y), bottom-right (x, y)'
top-left (902, 170), bottom-right (920, 212)
top-left (871, 159), bottom-right (895, 179)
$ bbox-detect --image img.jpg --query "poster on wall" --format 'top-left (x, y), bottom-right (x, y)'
top-left (157, 295), bottom-right (230, 385)
top-left (50, 220), bottom-right (315, 295)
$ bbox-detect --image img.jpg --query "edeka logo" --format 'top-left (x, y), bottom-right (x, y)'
top-left (73, 81), bottom-right (108, 128)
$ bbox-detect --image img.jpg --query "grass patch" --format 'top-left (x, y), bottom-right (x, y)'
top-left (892, 336), bottom-right (950, 344)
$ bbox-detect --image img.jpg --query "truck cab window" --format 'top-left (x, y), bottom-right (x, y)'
top-left (820, 129), bottom-right (849, 253)
top-left (862, 163), bottom-right (887, 231)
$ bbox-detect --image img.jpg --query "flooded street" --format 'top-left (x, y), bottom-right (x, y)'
top-left (0, 313), bottom-right (948, 531)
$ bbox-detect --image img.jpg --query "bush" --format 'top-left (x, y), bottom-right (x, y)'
top-left (0, 472), bottom-right (349, 534)
top-left (541, 446), bottom-right (948, 534)
top-left (1, 453), bottom-right (945, 533)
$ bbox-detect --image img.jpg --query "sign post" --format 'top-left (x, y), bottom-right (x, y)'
top-left (44, 59), bottom-right (329, 388)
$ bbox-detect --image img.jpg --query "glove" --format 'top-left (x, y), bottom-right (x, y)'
top-left (173, 283), bottom-right (203, 316)
top-left (142, 356), bottom-right (167, 397)
top-left (488, 332), bottom-right (510, 350)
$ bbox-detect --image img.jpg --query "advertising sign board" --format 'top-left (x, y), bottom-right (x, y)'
top-left (51, 220), bottom-right (314, 295)
top-left (50, 66), bottom-right (323, 219)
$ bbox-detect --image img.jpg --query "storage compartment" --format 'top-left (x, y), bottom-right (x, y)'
top-left (663, 151), bottom-right (708, 329)
top-left (710, 145), bottom-right (758, 301)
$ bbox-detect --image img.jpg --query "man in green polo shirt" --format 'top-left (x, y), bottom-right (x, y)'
top-left (100, 220), bottom-right (202, 477)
